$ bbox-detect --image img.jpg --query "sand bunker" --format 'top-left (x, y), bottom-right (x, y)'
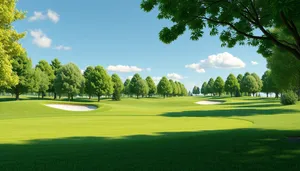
top-left (45, 104), bottom-right (97, 111)
top-left (195, 101), bottom-right (224, 105)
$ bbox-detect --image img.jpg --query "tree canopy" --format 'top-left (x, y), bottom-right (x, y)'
top-left (141, 0), bottom-right (300, 61)
top-left (225, 74), bottom-right (240, 97)
top-left (111, 74), bottom-right (124, 101)
top-left (146, 76), bottom-right (157, 97)
top-left (207, 78), bottom-right (215, 96)
top-left (83, 66), bottom-right (94, 99)
top-left (157, 77), bottom-right (172, 98)
top-left (0, 0), bottom-right (26, 87)
top-left (213, 77), bottom-right (225, 96)
top-left (33, 68), bottom-right (49, 99)
top-left (201, 82), bottom-right (208, 96)
top-left (54, 63), bottom-right (84, 101)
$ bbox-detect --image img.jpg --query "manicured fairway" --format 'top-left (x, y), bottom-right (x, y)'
top-left (0, 96), bottom-right (300, 170)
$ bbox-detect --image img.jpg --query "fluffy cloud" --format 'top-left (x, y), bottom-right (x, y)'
top-left (186, 52), bottom-right (246, 73)
top-left (28, 10), bottom-right (60, 23)
top-left (107, 65), bottom-right (143, 73)
top-left (28, 11), bottom-right (47, 22)
top-left (167, 73), bottom-right (184, 81)
top-left (30, 30), bottom-right (52, 48)
top-left (251, 61), bottom-right (258, 65)
top-left (55, 45), bottom-right (72, 51)
top-left (47, 9), bottom-right (60, 23)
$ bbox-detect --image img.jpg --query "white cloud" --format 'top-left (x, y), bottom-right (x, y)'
top-left (55, 45), bottom-right (72, 51)
top-left (107, 65), bottom-right (143, 73)
top-left (47, 9), bottom-right (60, 23)
top-left (28, 11), bottom-right (47, 22)
top-left (185, 63), bottom-right (206, 73)
top-left (251, 61), bottom-right (258, 65)
top-left (185, 52), bottom-right (245, 73)
top-left (30, 29), bottom-right (52, 48)
top-left (167, 73), bottom-right (184, 81)
top-left (28, 10), bottom-right (60, 23)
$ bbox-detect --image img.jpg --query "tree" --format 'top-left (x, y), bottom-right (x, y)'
top-left (225, 74), bottom-right (240, 97)
top-left (111, 74), bottom-right (124, 101)
top-left (267, 47), bottom-right (300, 99)
top-left (201, 82), bottom-right (208, 96)
top-left (192, 86), bottom-right (200, 95)
top-left (89, 66), bottom-right (113, 102)
top-left (33, 68), bottom-right (49, 99)
top-left (145, 76), bottom-right (157, 97)
top-left (141, 0), bottom-right (300, 61)
top-left (83, 66), bottom-right (94, 99)
top-left (54, 63), bottom-right (84, 101)
top-left (123, 79), bottom-right (131, 97)
top-left (157, 77), bottom-right (172, 98)
top-left (261, 70), bottom-right (278, 98)
top-left (251, 73), bottom-right (263, 96)
top-left (207, 78), bottom-right (215, 96)
top-left (213, 77), bottom-right (225, 96)
top-left (178, 82), bottom-right (188, 96)
top-left (50, 58), bottom-right (62, 99)
top-left (0, 0), bottom-right (25, 87)
top-left (241, 72), bottom-right (251, 96)
top-left (129, 74), bottom-right (144, 99)
top-left (237, 74), bottom-right (243, 85)
top-left (241, 75), bottom-right (259, 96)
top-left (36, 60), bottom-right (55, 96)
top-left (140, 80), bottom-right (149, 98)
top-left (175, 81), bottom-right (182, 96)
top-left (168, 79), bottom-right (175, 97)
top-left (9, 54), bottom-right (33, 100)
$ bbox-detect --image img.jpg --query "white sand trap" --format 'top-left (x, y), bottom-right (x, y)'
top-left (195, 101), bottom-right (224, 105)
top-left (45, 104), bottom-right (97, 111)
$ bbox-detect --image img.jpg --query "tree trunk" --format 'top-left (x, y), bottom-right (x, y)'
top-left (71, 95), bottom-right (73, 101)
top-left (230, 92), bottom-right (232, 97)
top-left (68, 94), bottom-right (70, 101)
top-left (275, 92), bottom-right (279, 99)
top-left (54, 92), bottom-right (57, 100)
top-left (297, 89), bottom-right (300, 101)
top-left (98, 95), bottom-right (100, 102)
top-left (15, 86), bottom-right (20, 100)
top-left (137, 95), bottom-right (139, 99)
top-left (219, 92), bottom-right (221, 97)
top-left (267, 93), bottom-right (269, 98)
top-left (89, 95), bottom-right (91, 99)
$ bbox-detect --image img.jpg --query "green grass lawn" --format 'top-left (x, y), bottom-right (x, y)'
top-left (0, 96), bottom-right (300, 170)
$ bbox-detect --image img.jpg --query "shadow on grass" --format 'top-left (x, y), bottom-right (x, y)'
top-left (0, 129), bottom-right (300, 171)
top-left (162, 108), bottom-right (298, 117)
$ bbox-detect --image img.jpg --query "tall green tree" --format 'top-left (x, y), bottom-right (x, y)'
top-left (145, 76), bottom-right (157, 97)
top-left (0, 0), bottom-right (25, 87)
top-left (207, 78), bottom-right (215, 96)
top-left (192, 86), bottom-right (200, 95)
top-left (83, 66), bottom-right (94, 99)
top-left (157, 77), bottom-right (172, 98)
top-left (225, 74), bottom-right (240, 97)
top-left (175, 81), bottom-right (182, 96)
top-left (111, 74), bottom-right (124, 101)
top-left (213, 77), bottom-right (225, 96)
top-left (241, 72), bottom-right (251, 96)
top-left (89, 66), bottom-right (113, 102)
top-left (168, 79), bottom-right (175, 96)
top-left (36, 60), bottom-right (55, 96)
top-left (141, 0), bottom-right (300, 61)
top-left (267, 47), bottom-right (300, 99)
top-left (242, 75), bottom-right (259, 96)
top-left (251, 73), bottom-right (263, 96)
top-left (237, 74), bottom-right (243, 85)
top-left (123, 79), bottom-right (131, 97)
top-left (9, 54), bottom-right (33, 100)
top-left (50, 58), bottom-right (62, 99)
top-left (201, 82), bottom-right (208, 96)
top-left (261, 70), bottom-right (278, 98)
top-left (33, 68), bottom-right (49, 99)
top-left (129, 74), bottom-right (144, 99)
top-left (54, 63), bottom-right (84, 101)
top-left (141, 80), bottom-right (149, 98)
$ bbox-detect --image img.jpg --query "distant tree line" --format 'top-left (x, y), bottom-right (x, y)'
top-left (199, 72), bottom-right (282, 98)
top-left (0, 55), bottom-right (188, 101)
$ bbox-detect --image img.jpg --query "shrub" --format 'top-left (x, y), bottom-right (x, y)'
top-left (281, 91), bottom-right (298, 105)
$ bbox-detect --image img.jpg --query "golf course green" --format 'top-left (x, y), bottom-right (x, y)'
top-left (0, 96), bottom-right (300, 170)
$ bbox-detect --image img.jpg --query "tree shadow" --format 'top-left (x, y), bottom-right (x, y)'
top-left (0, 129), bottom-right (300, 171)
top-left (162, 108), bottom-right (298, 117)
top-left (236, 103), bottom-right (283, 108)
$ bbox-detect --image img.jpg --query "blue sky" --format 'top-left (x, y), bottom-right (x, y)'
top-left (14, 0), bottom-right (267, 91)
